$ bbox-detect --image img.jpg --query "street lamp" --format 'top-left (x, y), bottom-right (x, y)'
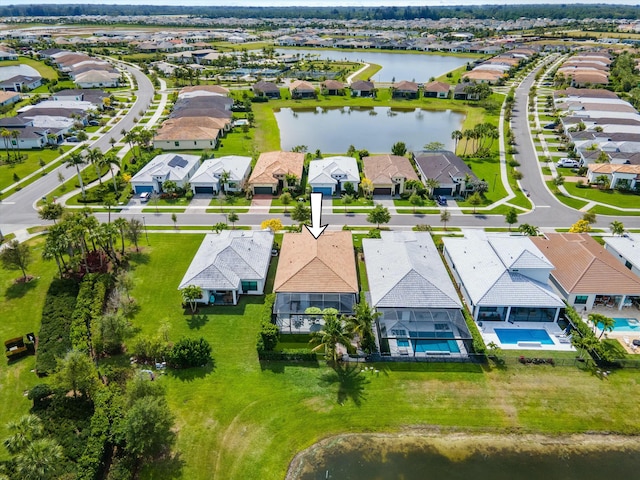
top-left (142, 216), bottom-right (149, 245)
top-left (493, 172), bottom-right (499, 192)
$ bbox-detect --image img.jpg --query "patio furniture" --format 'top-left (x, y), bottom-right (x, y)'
top-left (633, 339), bottom-right (640, 347)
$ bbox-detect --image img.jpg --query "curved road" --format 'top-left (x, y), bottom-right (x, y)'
top-left (0, 63), bottom-right (154, 234)
top-left (3, 57), bottom-right (640, 235)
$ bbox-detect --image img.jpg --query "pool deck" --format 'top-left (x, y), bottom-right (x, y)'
top-left (479, 322), bottom-right (575, 352)
top-left (589, 308), bottom-right (640, 355)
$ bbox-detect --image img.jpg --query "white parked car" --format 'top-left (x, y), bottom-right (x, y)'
top-left (139, 191), bottom-right (151, 202)
top-left (556, 158), bottom-right (580, 168)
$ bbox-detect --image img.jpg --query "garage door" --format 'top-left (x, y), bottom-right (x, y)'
top-left (253, 186), bottom-right (273, 195)
top-left (134, 185), bottom-right (153, 194)
top-left (312, 187), bottom-right (333, 196)
top-left (433, 187), bottom-right (452, 196)
top-left (373, 187), bottom-right (392, 195)
top-left (194, 186), bottom-right (214, 195)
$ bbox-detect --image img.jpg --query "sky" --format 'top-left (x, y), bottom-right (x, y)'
top-left (2, 1), bottom-right (639, 7)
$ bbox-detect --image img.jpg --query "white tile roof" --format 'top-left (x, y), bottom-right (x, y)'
top-left (363, 231), bottom-right (461, 309)
top-left (443, 230), bottom-right (563, 308)
top-left (308, 156), bottom-right (360, 186)
top-left (130, 153), bottom-right (199, 184)
top-left (190, 155), bottom-right (251, 186)
top-left (178, 230), bottom-right (274, 290)
top-left (604, 234), bottom-right (640, 270)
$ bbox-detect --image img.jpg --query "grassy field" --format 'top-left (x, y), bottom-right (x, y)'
top-left (3, 233), bottom-right (640, 479)
top-left (563, 182), bottom-right (640, 209)
top-left (0, 147), bottom-right (72, 193)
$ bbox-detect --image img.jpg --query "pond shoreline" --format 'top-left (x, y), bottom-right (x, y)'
top-left (286, 429), bottom-right (640, 480)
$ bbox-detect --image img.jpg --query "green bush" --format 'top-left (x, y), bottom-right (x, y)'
top-left (463, 309), bottom-right (486, 355)
top-left (257, 293), bottom-right (279, 352)
top-left (70, 274), bottom-right (111, 354)
top-left (168, 337), bottom-right (212, 368)
top-left (36, 279), bottom-right (80, 375)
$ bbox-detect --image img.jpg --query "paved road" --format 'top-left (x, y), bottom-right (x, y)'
top-left (0, 63), bottom-right (154, 235)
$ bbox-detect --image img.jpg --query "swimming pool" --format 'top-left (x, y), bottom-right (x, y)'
top-left (494, 328), bottom-right (554, 345)
top-left (397, 332), bottom-right (460, 353)
top-left (606, 318), bottom-right (640, 333)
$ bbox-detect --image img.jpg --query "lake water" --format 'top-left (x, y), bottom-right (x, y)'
top-left (0, 64), bottom-right (40, 81)
top-left (274, 106), bottom-right (464, 153)
top-left (276, 49), bottom-right (473, 82)
top-left (289, 434), bottom-right (640, 480)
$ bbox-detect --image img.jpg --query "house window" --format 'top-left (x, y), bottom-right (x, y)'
top-left (575, 295), bottom-right (588, 305)
top-left (241, 281), bottom-right (258, 293)
top-left (625, 260), bottom-right (633, 270)
top-left (194, 141), bottom-right (197, 145)
top-left (174, 141), bottom-right (180, 147)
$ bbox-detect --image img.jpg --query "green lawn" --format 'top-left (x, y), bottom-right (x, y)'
top-left (545, 182), bottom-right (589, 210)
top-left (4, 233), bottom-right (640, 478)
top-left (563, 182), bottom-right (640, 209)
top-left (0, 147), bottom-right (72, 193)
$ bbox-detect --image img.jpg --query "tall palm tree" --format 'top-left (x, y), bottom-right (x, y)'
top-left (86, 147), bottom-right (104, 185)
top-left (310, 313), bottom-right (354, 364)
top-left (424, 178), bottom-right (440, 198)
top-left (65, 151), bottom-right (86, 199)
top-left (1, 128), bottom-right (11, 161)
top-left (114, 217), bottom-right (128, 255)
top-left (103, 152), bottom-right (121, 194)
top-left (451, 130), bottom-right (463, 153)
top-left (15, 437), bottom-right (63, 480)
top-left (11, 130), bottom-right (20, 162)
top-left (346, 301), bottom-right (380, 353)
top-left (461, 129), bottom-right (472, 156)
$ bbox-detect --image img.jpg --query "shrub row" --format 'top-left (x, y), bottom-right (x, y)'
top-left (36, 279), bottom-right (80, 375)
top-left (463, 309), bottom-right (486, 355)
top-left (256, 293), bottom-right (279, 352)
top-left (70, 273), bottom-right (111, 355)
top-left (564, 305), bottom-right (614, 364)
top-left (258, 351), bottom-right (319, 362)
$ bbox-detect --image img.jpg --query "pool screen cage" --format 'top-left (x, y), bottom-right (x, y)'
top-left (376, 308), bottom-right (474, 356)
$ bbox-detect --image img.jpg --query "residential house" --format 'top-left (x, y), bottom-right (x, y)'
top-left (413, 150), bottom-right (476, 196)
top-left (0, 47), bottom-right (18, 61)
top-left (586, 163), bottom-right (640, 190)
top-left (253, 80), bottom-right (281, 99)
top-left (531, 233), bottom-right (640, 311)
top-left (391, 80), bottom-right (419, 99)
top-left (74, 70), bottom-right (120, 88)
top-left (443, 231), bottom-right (566, 349)
top-left (453, 83), bottom-right (478, 100)
top-left (423, 81), bottom-right (450, 99)
top-left (273, 231), bottom-right (358, 333)
top-left (129, 153), bottom-right (200, 194)
top-left (0, 75), bottom-right (42, 92)
top-left (350, 80), bottom-right (375, 97)
top-left (0, 91), bottom-right (20, 107)
top-left (289, 80), bottom-right (316, 99)
top-left (307, 156), bottom-right (360, 196)
top-left (248, 151), bottom-right (304, 195)
top-left (461, 69), bottom-right (505, 84)
top-left (363, 231), bottom-right (472, 357)
top-left (190, 155), bottom-right (251, 195)
top-left (153, 117), bottom-right (227, 150)
top-left (362, 154), bottom-right (419, 196)
top-left (604, 234), bottom-right (640, 280)
top-left (178, 230), bottom-right (274, 306)
top-left (321, 79), bottom-right (345, 96)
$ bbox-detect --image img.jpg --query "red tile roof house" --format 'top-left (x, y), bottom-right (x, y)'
top-left (531, 233), bottom-right (640, 312)
top-left (423, 81), bottom-right (451, 99)
top-left (363, 154), bottom-right (419, 196)
top-left (248, 151), bottom-right (305, 195)
top-left (391, 80), bottom-right (419, 99)
top-left (321, 79), bottom-right (345, 96)
top-left (350, 80), bottom-right (375, 98)
top-left (289, 80), bottom-right (316, 99)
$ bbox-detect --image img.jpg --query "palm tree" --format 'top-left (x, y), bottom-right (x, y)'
top-left (461, 129), bottom-right (472, 156)
top-left (65, 151), bottom-right (86, 199)
top-left (3, 414), bottom-right (44, 455)
top-left (1, 128), bottom-right (11, 161)
top-left (518, 223), bottom-right (540, 236)
top-left (114, 217), bottom-right (128, 255)
top-left (440, 209), bottom-right (451, 231)
top-left (451, 130), bottom-right (463, 153)
top-left (219, 170), bottom-right (231, 194)
top-left (310, 312), bottom-right (354, 364)
top-left (610, 220), bottom-right (625, 236)
top-left (15, 437), bottom-right (63, 480)
top-left (11, 130), bottom-right (20, 162)
top-left (424, 178), bottom-right (439, 198)
top-left (103, 152), bottom-right (120, 195)
top-left (86, 147), bottom-right (104, 185)
top-left (589, 313), bottom-right (615, 340)
top-left (346, 301), bottom-right (380, 353)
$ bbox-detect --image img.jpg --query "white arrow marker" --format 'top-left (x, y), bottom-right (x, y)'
top-left (305, 192), bottom-right (328, 239)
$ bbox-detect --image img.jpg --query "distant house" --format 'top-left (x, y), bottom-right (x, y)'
top-left (531, 233), bottom-right (640, 311)
top-left (273, 231), bottom-right (359, 333)
top-left (350, 80), bottom-right (375, 97)
top-left (423, 81), bottom-right (451, 99)
top-left (604, 233), bottom-right (640, 279)
top-left (0, 75), bottom-right (42, 92)
top-left (391, 80), bottom-right (419, 99)
top-left (308, 156), bottom-right (360, 196)
top-left (253, 80), bottom-right (280, 99)
top-left (321, 79), bottom-right (345, 96)
top-left (248, 151), bottom-right (305, 195)
top-left (412, 150), bottom-right (476, 196)
top-left (363, 231), bottom-right (472, 357)
top-left (178, 230), bottom-right (274, 306)
top-left (0, 91), bottom-right (21, 107)
top-left (153, 117), bottom-right (228, 150)
top-left (586, 163), bottom-right (640, 190)
top-left (289, 80), bottom-right (316, 99)
top-left (362, 154), bottom-right (419, 196)
top-left (444, 231), bottom-right (564, 323)
top-left (74, 70), bottom-right (120, 88)
top-left (129, 153), bottom-right (200, 194)
top-left (0, 47), bottom-right (18, 61)
top-left (453, 83), bottom-right (480, 101)
top-left (190, 155), bottom-right (251, 195)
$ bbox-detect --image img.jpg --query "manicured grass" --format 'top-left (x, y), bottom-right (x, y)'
top-left (563, 183), bottom-right (640, 209)
top-left (0, 147), bottom-right (72, 193)
top-left (590, 206), bottom-right (640, 216)
top-left (16, 56), bottom-right (58, 80)
top-left (208, 195), bottom-right (252, 209)
top-left (141, 207), bottom-right (186, 213)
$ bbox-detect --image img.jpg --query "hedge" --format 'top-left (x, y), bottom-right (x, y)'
top-left (463, 309), bottom-right (486, 355)
top-left (70, 273), bottom-right (111, 355)
top-left (256, 293), bottom-right (279, 352)
top-left (35, 279), bottom-right (80, 375)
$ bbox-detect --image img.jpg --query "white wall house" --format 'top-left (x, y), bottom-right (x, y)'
top-left (308, 156), bottom-right (360, 196)
top-left (190, 155), bottom-right (251, 195)
top-left (129, 153), bottom-right (200, 194)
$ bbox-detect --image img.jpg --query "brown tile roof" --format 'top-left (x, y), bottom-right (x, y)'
top-left (554, 88), bottom-right (619, 100)
top-left (0, 91), bottom-right (20, 103)
top-left (393, 80), bottom-right (419, 92)
top-left (423, 81), bottom-right (450, 93)
top-left (248, 151), bottom-right (304, 186)
top-left (462, 70), bottom-right (505, 81)
top-left (588, 163), bottom-right (640, 175)
top-left (531, 233), bottom-right (640, 295)
top-left (274, 231), bottom-right (358, 293)
top-left (572, 72), bottom-right (609, 85)
top-left (289, 80), bottom-right (315, 92)
top-left (180, 85), bottom-right (229, 96)
top-left (321, 79), bottom-right (345, 90)
top-left (363, 154), bottom-right (419, 185)
top-left (154, 117), bottom-right (227, 141)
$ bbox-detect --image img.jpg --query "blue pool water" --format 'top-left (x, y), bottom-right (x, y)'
top-left (494, 328), bottom-right (554, 345)
top-left (396, 332), bottom-right (460, 353)
top-left (606, 318), bottom-right (640, 333)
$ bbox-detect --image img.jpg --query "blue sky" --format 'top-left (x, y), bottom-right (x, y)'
top-left (3, 1), bottom-right (639, 6)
